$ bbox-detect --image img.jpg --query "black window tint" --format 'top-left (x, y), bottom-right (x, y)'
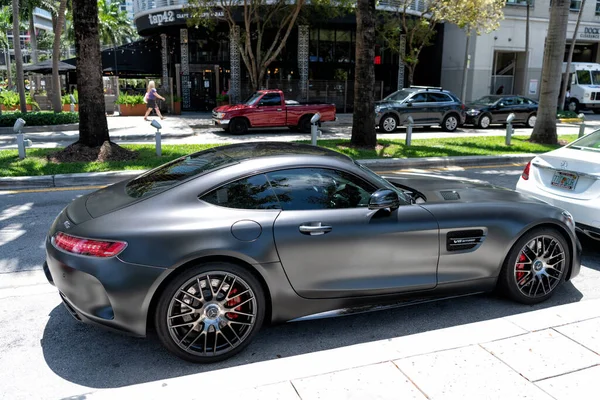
top-left (502, 97), bottom-right (516, 106)
top-left (259, 93), bottom-right (282, 106)
top-left (428, 93), bottom-right (452, 102)
top-left (410, 93), bottom-right (428, 103)
top-left (201, 174), bottom-right (281, 209)
top-left (265, 168), bottom-right (376, 211)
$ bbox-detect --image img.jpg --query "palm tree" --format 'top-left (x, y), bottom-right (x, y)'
top-left (530, 0), bottom-right (570, 144)
top-left (0, 6), bottom-right (12, 91)
top-left (12, 0), bottom-right (27, 113)
top-left (97, 0), bottom-right (135, 48)
top-left (351, 0), bottom-right (377, 148)
top-left (72, 0), bottom-right (109, 146)
top-left (51, 0), bottom-right (67, 113)
top-left (559, 0), bottom-right (586, 111)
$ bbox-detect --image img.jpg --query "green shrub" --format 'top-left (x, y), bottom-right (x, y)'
top-left (0, 111), bottom-right (79, 127)
top-left (0, 91), bottom-right (19, 109)
top-left (557, 110), bottom-right (579, 119)
top-left (115, 92), bottom-right (145, 106)
top-left (216, 93), bottom-right (229, 102)
top-left (61, 89), bottom-right (78, 105)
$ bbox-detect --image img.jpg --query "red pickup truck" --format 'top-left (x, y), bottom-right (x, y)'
top-left (212, 89), bottom-right (337, 134)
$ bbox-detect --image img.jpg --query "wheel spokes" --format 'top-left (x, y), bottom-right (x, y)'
top-left (515, 235), bottom-right (566, 298)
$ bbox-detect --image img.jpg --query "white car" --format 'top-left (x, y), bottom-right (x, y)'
top-left (516, 130), bottom-right (600, 241)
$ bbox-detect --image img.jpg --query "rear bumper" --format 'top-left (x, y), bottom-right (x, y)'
top-left (44, 237), bottom-right (167, 337)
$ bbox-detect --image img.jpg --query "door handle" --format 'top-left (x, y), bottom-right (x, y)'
top-left (299, 223), bottom-right (332, 235)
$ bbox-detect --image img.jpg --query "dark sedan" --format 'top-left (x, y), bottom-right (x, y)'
top-left (466, 95), bottom-right (538, 128)
top-left (44, 142), bottom-right (581, 363)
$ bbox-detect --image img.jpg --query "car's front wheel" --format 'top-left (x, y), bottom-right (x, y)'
top-left (229, 118), bottom-right (248, 135)
top-left (478, 114), bottom-right (491, 129)
top-left (498, 227), bottom-right (570, 305)
top-left (155, 262), bottom-right (265, 363)
top-left (378, 114), bottom-right (398, 133)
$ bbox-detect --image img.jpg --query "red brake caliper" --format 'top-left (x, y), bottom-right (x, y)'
top-left (516, 253), bottom-right (527, 284)
top-left (226, 288), bottom-right (241, 319)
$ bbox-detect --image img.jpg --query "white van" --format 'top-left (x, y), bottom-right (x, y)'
top-left (562, 62), bottom-right (600, 113)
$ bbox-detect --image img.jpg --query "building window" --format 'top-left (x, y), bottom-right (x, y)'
top-left (570, 0), bottom-right (582, 10)
top-left (505, 0), bottom-right (533, 6)
top-left (596, 0), bottom-right (600, 14)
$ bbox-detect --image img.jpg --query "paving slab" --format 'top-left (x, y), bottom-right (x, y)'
top-left (292, 362), bottom-right (426, 400)
top-left (481, 329), bottom-right (600, 381)
top-left (505, 299), bottom-right (600, 332)
top-left (535, 366), bottom-right (600, 400)
top-left (554, 317), bottom-right (600, 355)
top-left (230, 382), bottom-right (300, 400)
top-left (394, 345), bottom-right (553, 400)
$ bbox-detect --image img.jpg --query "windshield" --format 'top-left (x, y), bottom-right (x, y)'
top-left (244, 93), bottom-right (262, 106)
top-left (592, 71), bottom-right (600, 85)
top-left (355, 162), bottom-right (411, 205)
top-left (577, 70), bottom-right (592, 85)
top-left (383, 90), bottom-right (412, 102)
top-left (568, 130), bottom-right (600, 152)
top-left (472, 96), bottom-right (499, 105)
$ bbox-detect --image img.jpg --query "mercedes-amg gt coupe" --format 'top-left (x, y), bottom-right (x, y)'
top-left (44, 142), bottom-right (581, 363)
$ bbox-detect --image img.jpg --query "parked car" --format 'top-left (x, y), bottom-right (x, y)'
top-left (375, 86), bottom-right (466, 133)
top-left (465, 95), bottom-right (538, 128)
top-left (212, 89), bottom-right (336, 134)
top-left (516, 129), bottom-right (600, 241)
top-left (45, 142), bottom-right (581, 363)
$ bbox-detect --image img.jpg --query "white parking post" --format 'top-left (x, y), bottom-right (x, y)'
top-left (70, 94), bottom-right (76, 113)
top-left (151, 120), bottom-right (162, 156)
top-left (405, 116), bottom-right (414, 146)
top-left (311, 113), bottom-right (321, 146)
top-left (578, 113), bottom-right (586, 138)
top-left (14, 118), bottom-right (26, 159)
top-left (506, 113), bottom-right (516, 146)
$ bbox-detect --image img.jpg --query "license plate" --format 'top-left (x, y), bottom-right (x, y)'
top-left (551, 171), bottom-right (578, 190)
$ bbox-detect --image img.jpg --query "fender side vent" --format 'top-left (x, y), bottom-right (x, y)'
top-left (447, 229), bottom-right (485, 251)
top-left (440, 191), bottom-right (460, 201)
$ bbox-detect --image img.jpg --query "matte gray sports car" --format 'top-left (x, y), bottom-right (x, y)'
top-left (44, 142), bottom-right (582, 363)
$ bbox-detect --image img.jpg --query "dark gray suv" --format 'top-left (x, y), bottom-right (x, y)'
top-left (375, 87), bottom-right (466, 133)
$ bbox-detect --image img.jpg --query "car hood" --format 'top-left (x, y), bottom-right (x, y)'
top-left (214, 104), bottom-right (250, 112)
top-left (382, 172), bottom-right (547, 205)
top-left (375, 100), bottom-right (400, 108)
top-left (466, 103), bottom-right (492, 110)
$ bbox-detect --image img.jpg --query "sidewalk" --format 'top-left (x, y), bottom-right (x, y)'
top-left (79, 298), bottom-right (600, 400)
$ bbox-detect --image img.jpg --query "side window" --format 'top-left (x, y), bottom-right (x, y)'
top-left (265, 168), bottom-right (376, 211)
top-left (259, 93), bottom-right (282, 106)
top-left (200, 174), bottom-right (281, 210)
top-left (427, 93), bottom-right (452, 103)
top-left (410, 93), bottom-right (428, 103)
top-left (502, 97), bottom-right (516, 106)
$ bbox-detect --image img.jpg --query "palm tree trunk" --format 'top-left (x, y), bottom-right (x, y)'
top-left (530, 0), bottom-right (570, 144)
top-left (72, 0), bottom-right (109, 147)
top-left (52, 0), bottom-right (67, 113)
top-left (4, 42), bottom-right (11, 90)
top-left (351, 0), bottom-right (377, 148)
top-left (12, 0), bottom-right (27, 113)
top-left (559, 0), bottom-right (586, 111)
top-left (29, 9), bottom-right (41, 94)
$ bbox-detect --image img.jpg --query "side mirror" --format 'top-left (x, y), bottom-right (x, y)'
top-left (368, 189), bottom-right (400, 211)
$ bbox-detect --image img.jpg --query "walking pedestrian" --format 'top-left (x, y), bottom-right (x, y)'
top-left (143, 81), bottom-right (166, 121)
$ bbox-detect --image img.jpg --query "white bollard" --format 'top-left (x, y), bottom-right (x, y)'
top-left (506, 113), bottom-right (516, 146)
top-left (310, 113), bottom-right (321, 146)
top-left (405, 116), bottom-right (414, 146)
top-left (17, 133), bottom-right (26, 159)
top-left (150, 119), bottom-right (162, 156)
top-left (578, 113), bottom-right (586, 138)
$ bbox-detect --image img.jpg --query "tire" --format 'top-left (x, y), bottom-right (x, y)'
top-left (378, 114), bottom-right (398, 133)
top-left (526, 113), bottom-right (537, 128)
top-left (155, 262), bottom-right (266, 363)
top-left (298, 115), bottom-right (313, 133)
top-left (229, 118), bottom-right (248, 135)
top-left (441, 114), bottom-right (459, 132)
top-left (568, 99), bottom-right (580, 113)
top-left (497, 227), bottom-right (570, 305)
top-left (478, 114), bottom-right (492, 129)
top-left (593, 109), bottom-right (600, 115)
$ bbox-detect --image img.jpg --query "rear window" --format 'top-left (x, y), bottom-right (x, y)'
top-left (125, 150), bottom-right (236, 198)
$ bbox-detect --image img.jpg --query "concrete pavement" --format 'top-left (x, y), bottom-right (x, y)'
top-left (77, 298), bottom-right (600, 400)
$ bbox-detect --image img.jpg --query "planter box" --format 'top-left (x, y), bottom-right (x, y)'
top-left (118, 103), bottom-right (147, 116)
top-left (0, 105), bottom-right (33, 111)
top-left (62, 104), bottom-right (79, 112)
top-left (172, 101), bottom-right (181, 115)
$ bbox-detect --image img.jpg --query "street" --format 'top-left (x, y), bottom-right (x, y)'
top-left (1, 165), bottom-right (599, 399)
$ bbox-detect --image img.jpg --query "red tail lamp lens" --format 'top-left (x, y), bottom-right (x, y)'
top-left (53, 232), bottom-right (127, 258)
top-left (521, 161), bottom-right (531, 180)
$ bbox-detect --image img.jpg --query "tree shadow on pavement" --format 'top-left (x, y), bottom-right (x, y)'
top-left (41, 277), bottom-right (584, 389)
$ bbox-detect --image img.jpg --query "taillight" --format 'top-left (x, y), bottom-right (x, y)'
top-left (521, 161), bottom-right (531, 180)
top-left (52, 232), bottom-right (127, 258)
top-left (461, 103), bottom-right (466, 110)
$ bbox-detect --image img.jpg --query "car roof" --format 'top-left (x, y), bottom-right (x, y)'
top-left (199, 142), bottom-right (353, 164)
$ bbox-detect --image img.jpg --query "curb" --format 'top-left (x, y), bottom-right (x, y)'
top-left (0, 124), bottom-right (79, 134)
top-left (0, 131), bottom-right (196, 144)
top-left (0, 154), bottom-right (535, 191)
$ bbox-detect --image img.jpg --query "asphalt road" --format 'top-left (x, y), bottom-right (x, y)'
top-left (1, 165), bottom-right (599, 399)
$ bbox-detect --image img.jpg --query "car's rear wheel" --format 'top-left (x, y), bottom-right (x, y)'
top-left (155, 262), bottom-right (265, 363)
top-left (478, 114), bottom-right (491, 129)
top-left (526, 113), bottom-right (537, 128)
top-left (498, 227), bottom-right (570, 305)
top-left (442, 114), bottom-right (459, 132)
top-left (229, 118), bottom-right (248, 135)
top-left (298, 115), bottom-right (313, 133)
top-left (378, 114), bottom-right (398, 133)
